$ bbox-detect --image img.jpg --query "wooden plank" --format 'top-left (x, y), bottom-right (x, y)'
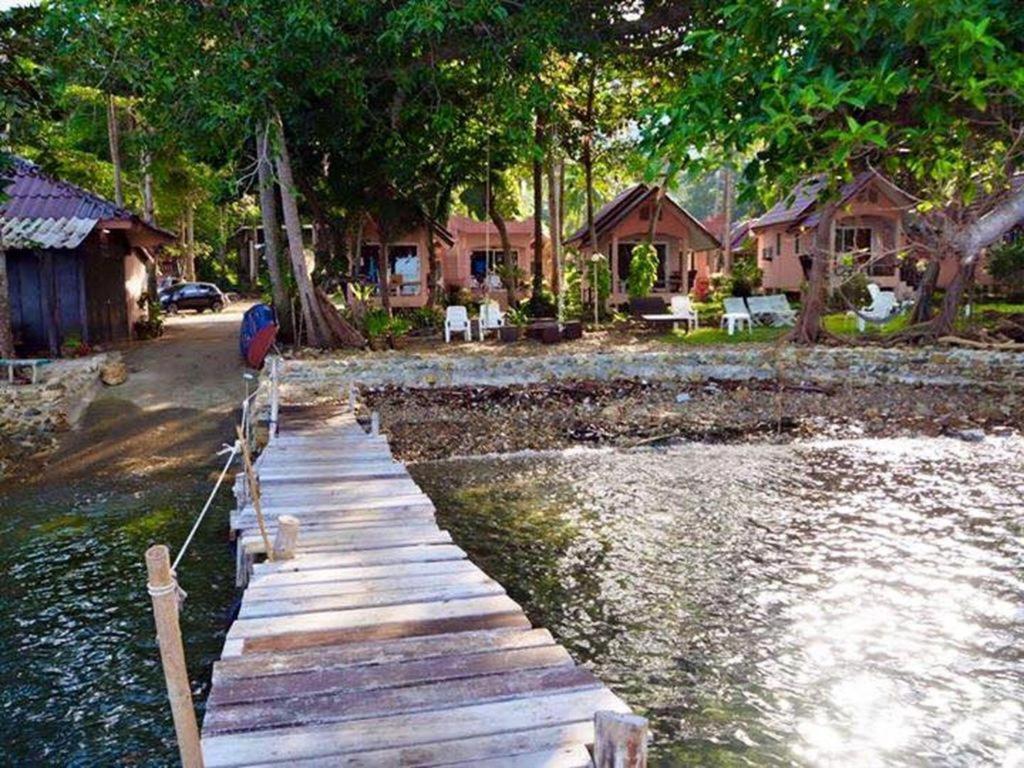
top-left (247, 559), bottom-right (482, 591)
top-left (212, 628), bottom-right (555, 683)
top-left (209, 643), bottom-right (577, 707)
top-left (239, 528), bottom-right (452, 555)
top-left (201, 688), bottom-right (629, 766)
top-left (226, 595), bottom-right (525, 642)
top-left (204, 665), bottom-right (600, 736)
top-left (251, 545), bottom-right (467, 576)
top-left (243, 568), bottom-right (495, 602)
top-left (237, 579), bottom-right (505, 619)
top-left (240, 611), bottom-right (532, 655)
top-left (232, 723), bottom-right (594, 768)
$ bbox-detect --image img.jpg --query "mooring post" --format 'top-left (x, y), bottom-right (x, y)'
top-left (370, 411), bottom-right (380, 436)
top-left (594, 710), bottom-right (648, 768)
top-left (145, 545), bottom-right (204, 768)
top-left (272, 515), bottom-right (300, 560)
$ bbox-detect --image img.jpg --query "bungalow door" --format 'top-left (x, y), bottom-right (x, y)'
top-left (616, 243), bottom-right (667, 293)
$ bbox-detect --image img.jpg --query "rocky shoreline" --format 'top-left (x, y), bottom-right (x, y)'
top-left (361, 378), bottom-right (1023, 463)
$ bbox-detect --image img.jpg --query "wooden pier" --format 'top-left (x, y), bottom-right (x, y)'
top-left (201, 402), bottom-right (636, 767)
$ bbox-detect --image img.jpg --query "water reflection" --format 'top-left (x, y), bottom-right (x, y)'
top-left (411, 437), bottom-right (1024, 767)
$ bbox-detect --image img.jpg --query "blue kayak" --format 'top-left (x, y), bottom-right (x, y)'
top-left (240, 303), bottom-right (278, 368)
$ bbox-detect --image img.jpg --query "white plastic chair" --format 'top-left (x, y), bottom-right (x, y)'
top-left (856, 285), bottom-right (897, 331)
top-left (444, 305), bottom-right (471, 342)
top-left (720, 297), bottom-right (752, 335)
top-left (669, 295), bottom-right (699, 330)
top-left (478, 300), bottom-right (505, 340)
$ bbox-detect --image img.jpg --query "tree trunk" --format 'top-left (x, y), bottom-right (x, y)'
top-left (272, 112), bottom-right (333, 348)
top-left (140, 148), bottom-right (159, 298)
top-left (256, 125), bottom-right (293, 341)
top-left (547, 147), bottom-right (563, 323)
top-left (583, 72), bottom-right (601, 322)
top-left (722, 166), bottom-right (733, 275)
top-left (184, 203), bottom-right (196, 281)
top-left (932, 257), bottom-right (975, 335)
top-left (106, 94), bottom-right (124, 207)
top-left (531, 115), bottom-right (545, 304)
top-left (0, 248), bottom-right (14, 358)
top-left (908, 258), bottom-right (941, 325)
top-left (788, 200), bottom-right (837, 344)
top-left (425, 218), bottom-right (440, 308)
top-left (487, 180), bottom-right (514, 294)
top-left (646, 184), bottom-right (667, 243)
top-left (377, 226), bottom-right (392, 316)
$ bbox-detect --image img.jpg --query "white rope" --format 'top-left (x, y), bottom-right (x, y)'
top-left (170, 440), bottom-right (241, 573)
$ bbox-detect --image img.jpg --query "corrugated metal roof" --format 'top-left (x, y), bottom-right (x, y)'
top-left (751, 176), bottom-right (828, 229)
top-left (1, 216), bottom-right (99, 249)
top-left (0, 157), bottom-right (174, 247)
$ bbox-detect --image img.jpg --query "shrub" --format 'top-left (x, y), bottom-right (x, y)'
top-left (403, 306), bottom-right (443, 331)
top-left (626, 242), bottom-right (659, 299)
top-left (708, 272), bottom-right (733, 304)
top-left (363, 308), bottom-right (390, 339)
top-left (828, 272), bottom-right (871, 312)
top-left (988, 237), bottom-right (1024, 288)
top-left (731, 257), bottom-right (763, 297)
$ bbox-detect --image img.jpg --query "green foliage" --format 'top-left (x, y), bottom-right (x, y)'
top-left (505, 302), bottom-right (530, 327)
top-left (626, 242), bottom-right (659, 299)
top-left (987, 238), bottom-right (1024, 287)
top-left (363, 308), bottom-right (391, 340)
top-left (730, 257), bottom-right (763, 298)
top-left (828, 272), bottom-right (872, 312)
top-left (402, 307), bottom-right (443, 331)
top-left (133, 297), bottom-right (164, 340)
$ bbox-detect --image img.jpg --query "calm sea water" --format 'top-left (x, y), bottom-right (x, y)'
top-left (411, 437), bottom-right (1024, 767)
top-left (1, 437), bottom-right (1021, 766)
top-left (0, 473), bottom-right (235, 766)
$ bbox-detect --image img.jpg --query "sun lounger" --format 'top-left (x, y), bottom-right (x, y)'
top-left (642, 294), bottom-right (699, 331)
top-left (746, 294), bottom-right (797, 326)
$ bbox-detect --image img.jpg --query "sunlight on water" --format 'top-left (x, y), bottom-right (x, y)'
top-left (412, 436), bottom-right (1024, 767)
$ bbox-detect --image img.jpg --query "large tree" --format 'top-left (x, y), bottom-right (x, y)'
top-left (645, 0), bottom-right (1024, 342)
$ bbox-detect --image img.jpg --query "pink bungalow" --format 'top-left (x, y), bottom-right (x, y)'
top-left (751, 171), bottom-right (938, 297)
top-left (443, 214), bottom-right (548, 304)
top-left (563, 183), bottom-right (720, 305)
top-left (349, 216), bottom-right (455, 308)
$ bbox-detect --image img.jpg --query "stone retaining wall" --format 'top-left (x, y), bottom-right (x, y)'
top-left (0, 354), bottom-right (114, 457)
top-left (278, 346), bottom-right (1024, 397)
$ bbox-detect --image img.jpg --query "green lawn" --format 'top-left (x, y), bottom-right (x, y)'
top-left (661, 301), bottom-right (1021, 346)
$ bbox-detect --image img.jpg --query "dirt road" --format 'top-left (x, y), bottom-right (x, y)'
top-left (39, 302), bottom-right (254, 483)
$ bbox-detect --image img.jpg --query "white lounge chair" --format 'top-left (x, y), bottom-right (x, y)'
top-left (746, 294), bottom-right (797, 326)
top-left (855, 284), bottom-right (898, 331)
top-left (477, 300), bottom-right (505, 340)
top-left (720, 297), bottom-right (752, 335)
top-left (444, 305), bottom-right (471, 342)
top-left (641, 294), bottom-right (699, 331)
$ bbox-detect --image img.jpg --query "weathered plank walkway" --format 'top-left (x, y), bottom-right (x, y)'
top-left (203, 402), bottom-right (631, 767)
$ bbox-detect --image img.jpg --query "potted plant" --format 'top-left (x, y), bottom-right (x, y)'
top-left (364, 309), bottom-right (390, 351)
top-left (500, 304), bottom-right (529, 342)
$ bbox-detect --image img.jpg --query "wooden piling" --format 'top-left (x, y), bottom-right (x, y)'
top-left (268, 358), bottom-right (280, 440)
top-left (594, 710), bottom-right (648, 768)
top-left (145, 545), bottom-right (204, 768)
top-left (272, 515), bottom-right (299, 560)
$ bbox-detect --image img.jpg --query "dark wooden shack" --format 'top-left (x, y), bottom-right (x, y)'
top-left (1, 158), bottom-right (174, 356)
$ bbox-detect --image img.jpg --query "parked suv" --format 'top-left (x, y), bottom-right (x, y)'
top-left (160, 282), bottom-right (227, 314)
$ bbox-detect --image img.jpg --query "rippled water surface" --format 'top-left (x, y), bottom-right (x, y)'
top-left (411, 437), bottom-right (1024, 767)
top-left (0, 476), bottom-right (234, 766)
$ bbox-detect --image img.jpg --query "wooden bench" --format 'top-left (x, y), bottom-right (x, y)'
top-left (1, 358), bottom-right (51, 385)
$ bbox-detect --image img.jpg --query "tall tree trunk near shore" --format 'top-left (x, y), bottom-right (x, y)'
top-left (272, 112), bottom-right (332, 347)
top-left (256, 125), bottom-right (293, 341)
top-left (376, 228), bottom-right (392, 316)
top-left (721, 166), bottom-right (733, 275)
top-left (0, 248), bottom-right (14, 358)
top-left (547, 146), bottom-right (563, 323)
top-left (908, 258), bottom-right (941, 325)
top-left (106, 94), bottom-right (124, 207)
top-left (531, 115), bottom-right (545, 303)
top-left (932, 257), bottom-right (976, 335)
top-left (788, 200), bottom-right (837, 344)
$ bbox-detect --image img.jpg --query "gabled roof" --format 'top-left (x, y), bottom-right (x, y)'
top-left (447, 214), bottom-right (536, 237)
top-left (702, 213), bottom-right (756, 251)
top-left (751, 170), bottom-right (915, 232)
top-left (564, 183), bottom-right (721, 251)
top-left (0, 157), bottom-right (174, 249)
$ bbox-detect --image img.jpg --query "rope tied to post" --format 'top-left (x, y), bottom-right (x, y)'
top-left (169, 440), bottom-right (242, 576)
top-left (147, 574), bottom-right (188, 610)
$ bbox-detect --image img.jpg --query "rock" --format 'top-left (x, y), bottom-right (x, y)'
top-left (675, 393), bottom-right (691, 403)
top-left (953, 428), bottom-right (986, 443)
top-left (101, 361), bottom-right (128, 386)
